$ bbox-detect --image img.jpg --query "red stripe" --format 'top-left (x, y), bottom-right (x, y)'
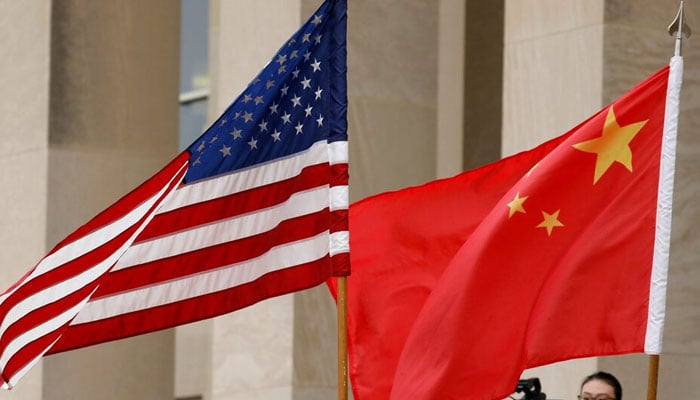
top-left (52, 152), bottom-right (189, 252)
top-left (3, 320), bottom-right (67, 385)
top-left (94, 209), bottom-right (333, 298)
top-left (0, 163), bottom-right (187, 327)
top-left (330, 163), bottom-right (348, 187)
top-left (0, 282), bottom-right (98, 368)
top-left (48, 257), bottom-right (332, 354)
top-left (330, 209), bottom-right (348, 234)
top-left (0, 157), bottom-right (188, 385)
top-left (0, 223), bottom-right (142, 333)
top-left (331, 252), bottom-right (350, 277)
top-left (138, 162), bottom-right (333, 241)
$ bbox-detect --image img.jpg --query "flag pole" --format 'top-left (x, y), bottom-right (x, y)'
top-left (647, 354), bottom-right (660, 400)
top-left (646, 3), bottom-right (690, 400)
top-left (337, 276), bottom-right (349, 400)
top-left (668, 1), bottom-right (690, 59)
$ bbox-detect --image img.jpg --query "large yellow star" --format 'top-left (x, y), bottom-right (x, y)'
top-left (572, 106), bottom-right (647, 184)
top-left (507, 192), bottom-right (528, 218)
top-left (536, 210), bottom-right (564, 236)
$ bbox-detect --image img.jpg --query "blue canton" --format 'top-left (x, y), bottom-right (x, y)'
top-left (185, 1), bottom-right (339, 184)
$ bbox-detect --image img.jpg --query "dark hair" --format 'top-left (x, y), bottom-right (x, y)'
top-left (581, 371), bottom-right (622, 400)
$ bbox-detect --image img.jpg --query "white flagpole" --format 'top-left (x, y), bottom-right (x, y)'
top-left (646, 3), bottom-right (689, 400)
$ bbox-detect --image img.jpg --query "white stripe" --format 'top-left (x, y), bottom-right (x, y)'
top-left (645, 56), bottom-right (683, 354)
top-left (72, 231), bottom-right (331, 324)
top-left (0, 164), bottom-right (187, 338)
top-left (330, 185), bottom-right (348, 210)
top-left (330, 231), bottom-right (349, 256)
top-left (5, 334), bottom-right (60, 389)
top-left (0, 162), bottom-right (188, 305)
top-left (0, 162), bottom-right (187, 382)
top-left (114, 185), bottom-right (330, 270)
top-left (0, 290), bottom-right (94, 381)
top-left (158, 140), bottom-right (331, 213)
top-left (328, 141), bottom-right (348, 164)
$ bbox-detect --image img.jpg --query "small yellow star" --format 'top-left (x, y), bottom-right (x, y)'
top-left (573, 106), bottom-right (647, 184)
top-left (507, 192), bottom-right (528, 218)
top-left (537, 210), bottom-right (564, 236)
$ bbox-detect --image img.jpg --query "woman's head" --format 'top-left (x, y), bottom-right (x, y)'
top-left (579, 371), bottom-right (622, 400)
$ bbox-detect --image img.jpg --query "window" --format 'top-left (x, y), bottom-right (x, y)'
top-left (179, 0), bottom-right (210, 150)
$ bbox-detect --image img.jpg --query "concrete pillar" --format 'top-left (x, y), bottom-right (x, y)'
top-left (0, 1), bottom-right (52, 398)
top-left (201, 1), bottom-right (440, 399)
top-left (599, 1), bottom-right (700, 399)
top-left (41, 1), bottom-right (180, 399)
top-left (207, 2), bottom-right (301, 398)
top-left (504, 1), bottom-right (700, 399)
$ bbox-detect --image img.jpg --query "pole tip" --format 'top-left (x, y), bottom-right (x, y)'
top-left (668, 1), bottom-right (691, 38)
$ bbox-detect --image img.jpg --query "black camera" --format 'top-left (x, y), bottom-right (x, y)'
top-left (514, 378), bottom-right (546, 400)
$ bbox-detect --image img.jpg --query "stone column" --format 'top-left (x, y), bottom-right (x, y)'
top-left (207, 2), bottom-right (302, 399)
top-left (598, 1), bottom-right (700, 399)
top-left (503, 1), bottom-right (606, 399)
top-left (203, 1), bottom-right (440, 399)
top-left (503, 1), bottom-right (700, 399)
top-left (0, 1), bottom-right (51, 398)
top-left (42, 1), bottom-right (180, 399)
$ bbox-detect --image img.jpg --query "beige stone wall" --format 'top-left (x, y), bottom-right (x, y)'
top-left (599, 1), bottom-right (700, 399)
top-left (1, 1), bottom-right (695, 399)
top-left (42, 1), bottom-right (180, 399)
top-left (0, 1), bottom-right (51, 399)
top-left (505, 1), bottom-right (700, 399)
top-left (503, 2), bottom-right (605, 397)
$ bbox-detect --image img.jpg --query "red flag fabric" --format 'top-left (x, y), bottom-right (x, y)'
top-left (0, 0), bottom-right (348, 389)
top-left (340, 57), bottom-right (681, 400)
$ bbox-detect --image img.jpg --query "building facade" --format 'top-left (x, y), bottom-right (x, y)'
top-left (0, 1), bottom-right (698, 399)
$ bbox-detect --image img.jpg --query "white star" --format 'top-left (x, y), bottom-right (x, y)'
top-left (254, 96), bottom-right (264, 105)
top-left (219, 118), bottom-right (227, 126)
top-left (314, 87), bottom-right (323, 100)
top-left (230, 128), bottom-right (242, 139)
top-left (276, 53), bottom-right (287, 64)
top-left (295, 122), bottom-right (304, 135)
top-left (193, 156), bottom-right (202, 166)
top-left (305, 105), bottom-right (313, 117)
top-left (278, 65), bottom-right (287, 75)
top-left (312, 14), bottom-right (322, 26)
top-left (266, 80), bottom-right (275, 89)
top-left (302, 33), bottom-right (311, 43)
top-left (209, 134), bottom-right (218, 144)
top-left (219, 144), bottom-right (232, 157)
top-left (243, 94), bottom-right (252, 103)
top-left (292, 68), bottom-right (300, 79)
top-left (197, 141), bottom-right (206, 152)
top-left (234, 111), bottom-right (241, 120)
top-left (281, 112), bottom-right (292, 124)
top-left (301, 77), bottom-right (311, 90)
top-left (314, 34), bottom-right (322, 44)
top-left (281, 85), bottom-right (289, 96)
top-left (311, 59), bottom-right (321, 72)
top-left (303, 51), bottom-right (311, 61)
top-left (258, 120), bottom-right (268, 132)
top-left (269, 102), bottom-right (279, 114)
top-left (290, 50), bottom-right (299, 59)
top-left (242, 111), bottom-right (253, 123)
top-left (291, 94), bottom-right (302, 108)
top-left (316, 114), bottom-right (324, 127)
top-left (248, 137), bottom-right (258, 149)
top-left (271, 130), bottom-right (282, 142)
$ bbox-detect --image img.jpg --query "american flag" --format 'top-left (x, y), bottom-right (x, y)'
top-left (0, 0), bottom-right (348, 389)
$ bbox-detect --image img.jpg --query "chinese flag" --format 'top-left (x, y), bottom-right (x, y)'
top-left (339, 58), bottom-right (681, 400)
